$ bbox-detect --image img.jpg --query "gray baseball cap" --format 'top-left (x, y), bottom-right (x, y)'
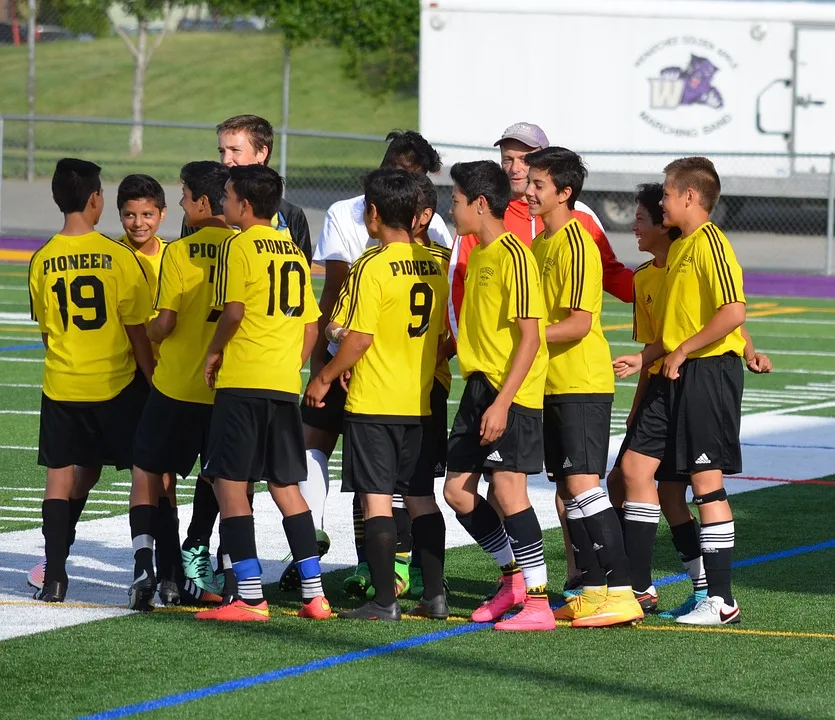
top-left (493, 122), bottom-right (549, 149)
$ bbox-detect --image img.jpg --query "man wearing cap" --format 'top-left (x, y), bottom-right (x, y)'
top-left (446, 123), bottom-right (634, 595)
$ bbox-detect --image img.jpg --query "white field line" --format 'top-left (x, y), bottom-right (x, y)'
top-left (0, 358), bottom-right (41, 363)
top-left (0, 383), bottom-right (39, 388)
top-left (0, 446), bottom-right (37, 451)
top-left (0, 410), bottom-right (38, 415)
top-left (0, 507), bottom-right (41, 514)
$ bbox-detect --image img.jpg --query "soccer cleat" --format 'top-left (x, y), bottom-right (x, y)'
top-left (562, 576), bottom-right (583, 600)
top-left (128, 571), bottom-right (157, 612)
top-left (553, 587), bottom-right (607, 621)
top-left (407, 594), bottom-right (449, 620)
top-left (571, 589), bottom-right (644, 628)
top-left (494, 595), bottom-right (556, 632)
top-left (195, 599), bottom-right (269, 622)
top-left (27, 557), bottom-right (46, 591)
top-left (180, 579), bottom-right (223, 606)
top-left (278, 528), bottom-right (332, 593)
top-left (343, 562), bottom-right (372, 597)
top-left (658, 590), bottom-right (708, 619)
top-left (298, 595), bottom-right (332, 620)
top-left (35, 580), bottom-right (66, 603)
top-left (409, 565), bottom-right (424, 599)
top-left (675, 596), bottom-right (740, 626)
top-left (157, 580), bottom-right (181, 607)
top-left (181, 545), bottom-right (223, 595)
top-left (634, 585), bottom-right (659, 614)
top-left (316, 528), bottom-right (331, 558)
top-left (471, 572), bottom-right (526, 623)
top-left (338, 600), bottom-right (401, 621)
top-left (394, 557), bottom-right (410, 597)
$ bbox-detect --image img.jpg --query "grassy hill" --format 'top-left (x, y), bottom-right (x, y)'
top-left (0, 32), bottom-right (417, 182)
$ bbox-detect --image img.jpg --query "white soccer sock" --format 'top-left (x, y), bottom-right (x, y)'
top-left (300, 449), bottom-right (330, 531)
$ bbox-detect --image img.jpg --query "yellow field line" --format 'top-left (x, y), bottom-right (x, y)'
top-left (0, 271), bottom-right (27, 278)
top-left (0, 251), bottom-right (33, 263)
top-left (633, 624), bottom-right (835, 641)
top-left (0, 327), bottom-right (39, 334)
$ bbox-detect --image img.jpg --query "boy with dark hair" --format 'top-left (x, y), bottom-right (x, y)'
top-left (28, 158), bottom-right (154, 603)
top-left (196, 164), bottom-right (330, 622)
top-left (613, 157), bottom-right (747, 626)
top-left (305, 168), bottom-right (448, 621)
top-left (442, 160), bottom-right (554, 632)
top-left (524, 147), bottom-right (642, 628)
top-left (127, 161), bottom-right (234, 610)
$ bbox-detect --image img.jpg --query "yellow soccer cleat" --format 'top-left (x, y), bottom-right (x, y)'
top-left (571, 589), bottom-right (644, 628)
top-left (552, 586), bottom-right (607, 621)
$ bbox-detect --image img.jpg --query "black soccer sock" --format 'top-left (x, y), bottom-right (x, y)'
top-left (42, 499), bottom-right (70, 585)
top-left (129, 504), bottom-right (157, 581)
top-left (411, 512), bottom-right (445, 598)
top-left (364, 515), bottom-right (397, 607)
top-left (155, 497), bottom-right (183, 584)
top-left (410, 547), bottom-right (422, 569)
top-left (221, 515), bottom-right (262, 605)
top-left (623, 501), bottom-right (661, 593)
top-left (613, 506), bottom-right (626, 533)
top-left (700, 520), bottom-right (734, 605)
top-left (503, 506), bottom-right (547, 594)
top-left (283, 510), bottom-right (324, 600)
top-left (183, 478), bottom-right (218, 551)
top-left (352, 494), bottom-right (366, 563)
top-left (66, 494), bottom-right (88, 551)
top-left (575, 487), bottom-right (632, 589)
top-left (456, 497), bottom-right (515, 569)
top-left (670, 519), bottom-right (707, 593)
top-left (564, 498), bottom-right (606, 587)
top-left (393, 495), bottom-right (412, 558)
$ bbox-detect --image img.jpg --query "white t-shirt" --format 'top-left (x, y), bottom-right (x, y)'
top-left (313, 194), bottom-right (453, 264)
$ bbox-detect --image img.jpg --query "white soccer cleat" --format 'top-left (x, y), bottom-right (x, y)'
top-left (675, 595), bottom-right (740, 626)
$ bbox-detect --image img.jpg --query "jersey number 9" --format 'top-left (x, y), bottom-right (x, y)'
top-left (51, 275), bottom-right (107, 331)
top-left (408, 282), bottom-right (433, 338)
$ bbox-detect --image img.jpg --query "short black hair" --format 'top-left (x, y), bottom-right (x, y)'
top-left (524, 147), bottom-right (587, 210)
top-left (117, 174), bottom-right (166, 212)
top-left (381, 130), bottom-right (442, 174)
top-left (363, 168), bottom-right (420, 232)
top-left (51, 158), bottom-right (101, 214)
top-left (414, 172), bottom-right (438, 219)
top-left (228, 164), bottom-right (283, 219)
top-left (180, 161), bottom-right (230, 216)
top-left (636, 182), bottom-right (682, 241)
top-left (449, 160), bottom-right (510, 219)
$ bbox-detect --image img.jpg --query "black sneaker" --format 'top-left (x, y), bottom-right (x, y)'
top-left (338, 600), bottom-right (401, 621)
top-left (35, 580), bottom-right (67, 603)
top-left (128, 570), bottom-right (156, 612)
top-left (407, 594), bottom-right (449, 620)
top-left (157, 580), bottom-right (181, 606)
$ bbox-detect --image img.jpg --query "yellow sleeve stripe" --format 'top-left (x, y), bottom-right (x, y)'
top-left (153, 242), bottom-right (174, 310)
top-left (566, 221), bottom-right (586, 308)
top-left (344, 247), bottom-right (382, 327)
top-left (704, 224), bottom-right (739, 304)
top-left (214, 236), bottom-right (234, 307)
top-left (500, 236), bottom-right (529, 318)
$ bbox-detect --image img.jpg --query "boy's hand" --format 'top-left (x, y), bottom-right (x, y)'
top-left (480, 400), bottom-right (509, 446)
top-left (746, 353), bottom-right (772, 374)
top-left (339, 369), bottom-right (352, 393)
top-left (662, 347), bottom-right (687, 380)
top-left (204, 351), bottom-right (223, 390)
top-left (612, 353), bottom-right (643, 379)
top-left (305, 374), bottom-right (331, 408)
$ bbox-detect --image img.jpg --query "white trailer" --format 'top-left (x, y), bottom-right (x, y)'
top-left (419, 0), bottom-right (835, 229)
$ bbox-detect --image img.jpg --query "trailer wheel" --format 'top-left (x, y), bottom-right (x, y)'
top-left (598, 193), bottom-right (635, 232)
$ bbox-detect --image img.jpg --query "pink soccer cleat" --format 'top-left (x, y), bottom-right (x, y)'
top-left (494, 595), bottom-right (556, 632)
top-left (471, 571), bottom-right (526, 623)
top-left (27, 557), bottom-right (46, 591)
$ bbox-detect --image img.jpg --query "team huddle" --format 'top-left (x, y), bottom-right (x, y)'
top-left (26, 115), bottom-right (772, 629)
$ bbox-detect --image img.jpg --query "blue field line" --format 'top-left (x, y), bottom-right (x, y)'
top-left (0, 343), bottom-right (41, 352)
top-left (77, 537), bottom-right (835, 720)
top-left (741, 441), bottom-right (835, 451)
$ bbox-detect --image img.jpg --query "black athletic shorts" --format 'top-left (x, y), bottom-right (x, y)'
top-left (629, 354), bottom-right (743, 475)
top-left (37, 371), bottom-right (149, 470)
top-left (543, 396), bottom-right (611, 480)
top-left (613, 417), bottom-right (685, 482)
top-left (133, 386), bottom-right (213, 478)
top-left (409, 380), bottom-right (450, 496)
top-left (202, 390), bottom-right (306, 485)
top-left (342, 419), bottom-right (422, 496)
top-left (447, 372), bottom-right (544, 475)
top-left (300, 351), bottom-right (346, 434)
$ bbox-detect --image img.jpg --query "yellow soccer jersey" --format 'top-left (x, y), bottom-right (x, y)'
top-left (533, 219), bottom-right (614, 398)
top-left (661, 222), bottom-right (746, 358)
top-left (153, 227), bottom-right (236, 405)
top-left (118, 235), bottom-right (167, 313)
top-left (457, 232), bottom-right (547, 410)
top-left (214, 224), bottom-right (320, 397)
top-left (335, 242), bottom-right (448, 420)
top-left (631, 259), bottom-right (667, 375)
top-left (28, 232), bottom-right (152, 402)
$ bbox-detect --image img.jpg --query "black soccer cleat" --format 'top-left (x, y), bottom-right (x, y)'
top-left (128, 571), bottom-right (156, 612)
top-left (277, 562), bottom-right (301, 593)
top-left (35, 580), bottom-right (67, 603)
top-left (407, 593), bottom-right (449, 620)
top-left (634, 587), bottom-right (659, 615)
top-left (157, 579), bottom-right (181, 607)
top-left (338, 600), bottom-right (401, 622)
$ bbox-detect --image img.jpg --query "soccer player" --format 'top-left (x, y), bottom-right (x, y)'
top-left (442, 160), bottom-right (554, 632)
top-left (298, 130), bottom-right (451, 599)
top-left (195, 164), bottom-right (330, 622)
top-left (525, 146), bottom-right (642, 628)
top-left (305, 168), bottom-right (448, 621)
top-left (28, 158), bottom-right (153, 603)
top-left (613, 157), bottom-right (746, 626)
top-left (127, 161), bottom-right (234, 610)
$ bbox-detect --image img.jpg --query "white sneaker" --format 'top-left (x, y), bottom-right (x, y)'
top-left (675, 595), bottom-right (740, 625)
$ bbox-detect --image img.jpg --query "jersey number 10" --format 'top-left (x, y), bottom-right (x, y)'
top-left (266, 260), bottom-right (305, 317)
